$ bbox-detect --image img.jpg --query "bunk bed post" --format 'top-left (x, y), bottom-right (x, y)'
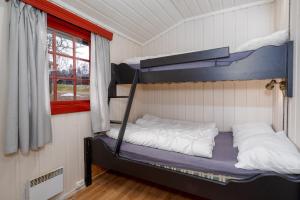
top-left (108, 64), bottom-right (118, 104)
top-left (84, 137), bottom-right (93, 186)
top-left (108, 81), bottom-right (116, 104)
top-left (287, 41), bottom-right (294, 97)
top-left (114, 70), bottom-right (139, 156)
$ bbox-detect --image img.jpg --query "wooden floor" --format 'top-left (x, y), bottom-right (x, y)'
top-left (69, 171), bottom-right (208, 200)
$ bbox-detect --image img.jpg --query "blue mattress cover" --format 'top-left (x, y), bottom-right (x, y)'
top-left (96, 132), bottom-right (263, 178)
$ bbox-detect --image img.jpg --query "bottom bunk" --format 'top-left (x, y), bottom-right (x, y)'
top-left (97, 132), bottom-right (262, 182)
top-left (84, 131), bottom-right (300, 200)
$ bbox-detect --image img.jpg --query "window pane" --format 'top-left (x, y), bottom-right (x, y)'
top-left (48, 54), bottom-right (54, 101)
top-left (47, 31), bottom-right (53, 52)
top-left (48, 54), bottom-right (54, 75)
top-left (76, 79), bottom-right (90, 100)
top-left (57, 79), bottom-right (74, 100)
top-left (76, 60), bottom-right (89, 78)
top-left (56, 33), bottom-right (73, 56)
top-left (56, 56), bottom-right (74, 78)
top-left (49, 79), bottom-right (54, 101)
top-left (48, 28), bottom-right (91, 104)
top-left (76, 40), bottom-right (89, 60)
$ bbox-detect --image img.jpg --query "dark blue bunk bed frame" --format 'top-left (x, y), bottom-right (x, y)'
top-left (84, 42), bottom-right (299, 200)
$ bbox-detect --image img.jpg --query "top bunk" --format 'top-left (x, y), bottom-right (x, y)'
top-left (111, 41), bottom-right (293, 97)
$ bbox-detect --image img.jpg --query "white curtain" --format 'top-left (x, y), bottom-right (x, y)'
top-left (90, 33), bottom-right (111, 133)
top-left (5, 0), bottom-right (52, 154)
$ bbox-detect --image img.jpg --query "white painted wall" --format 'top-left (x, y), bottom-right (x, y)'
top-left (142, 2), bottom-right (275, 56)
top-left (134, 1), bottom-right (284, 132)
top-left (0, 2), bottom-right (142, 200)
top-left (110, 85), bottom-right (144, 123)
top-left (272, 0), bottom-right (290, 137)
top-left (274, 0), bottom-right (289, 30)
top-left (110, 33), bottom-right (142, 64)
top-left (289, 0), bottom-right (300, 147)
top-left (139, 81), bottom-right (275, 132)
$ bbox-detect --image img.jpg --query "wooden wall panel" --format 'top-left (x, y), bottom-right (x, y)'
top-left (113, 80), bottom-right (283, 132)
top-left (0, 112), bottom-right (93, 200)
top-left (234, 81), bottom-right (248, 124)
top-left (135, 81), bottom-right (277, 132)
top-left (223, 82), bottom-right (235, 131)
top-left (136, 1), bottom-right (284, 132)
top-left (142, 2), bottom-right (275, 56)
top-left (289, 0), bottom-right (300, 147)
top-left (110, 84), bottom-right (144, 123)
top-left (272, 84), bottom-right (284, 132)
top-left (274, 0), bottom-right (289, 30)
top-left (203, 83), bottom-right (214, 123)
top-left (110, 33), bottom-right (142, 64)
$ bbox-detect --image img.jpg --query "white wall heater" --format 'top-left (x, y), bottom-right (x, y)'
top-left (26, 167), bottom-right (64, 200)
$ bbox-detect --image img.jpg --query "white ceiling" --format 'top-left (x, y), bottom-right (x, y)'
top-left (55, 0), bottom-right (271, 45)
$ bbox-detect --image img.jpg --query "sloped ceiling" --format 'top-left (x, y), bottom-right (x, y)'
top-left (53, 0), bottom-right (272, 45)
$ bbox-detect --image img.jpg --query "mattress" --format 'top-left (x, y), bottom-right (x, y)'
top-left (96, 132), bottom-right (263, 179)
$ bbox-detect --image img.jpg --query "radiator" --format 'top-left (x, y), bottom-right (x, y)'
top-left (26, 167), bottom-right (64, 200)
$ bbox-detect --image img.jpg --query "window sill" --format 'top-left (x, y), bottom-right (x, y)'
top-left (51, 100), bottom-right (90, 115)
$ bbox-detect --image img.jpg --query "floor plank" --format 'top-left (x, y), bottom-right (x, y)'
top-left (92, 165), bottom-right (106, 177)
top-left (69, 171), bottom-right (208, 200)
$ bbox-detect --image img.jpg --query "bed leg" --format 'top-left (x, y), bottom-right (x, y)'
top-left (84, 137), bottom-right (92, 186)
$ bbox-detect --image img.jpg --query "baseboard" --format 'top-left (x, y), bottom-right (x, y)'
top-left (56, 179), bottom-right (85, 200)
top-left (57, 170), bottom-right (107, 199)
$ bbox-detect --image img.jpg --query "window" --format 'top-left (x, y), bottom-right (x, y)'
top-left (47, 15), bottom-right (91, 115)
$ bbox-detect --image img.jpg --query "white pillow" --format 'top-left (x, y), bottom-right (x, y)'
top-left (235, 133), bottom-right (300, 174)
top-left (142, 114), bottom-right (161, 121)
top-left (234, 30), bottom-right (289, 52)
top-left (234, 131), bottom-right (274, 149)
top-left (138, 114), bottom-right (216, 129)
top-left (232, 122), bottom-right (274, 135)
top-left (232, 122), bottom-right (274, 147)
top-left (122, 56), bottom-right (155, 65)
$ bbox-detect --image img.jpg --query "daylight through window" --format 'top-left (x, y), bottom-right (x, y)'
top-left (47, 29), bottom-right (90, 102)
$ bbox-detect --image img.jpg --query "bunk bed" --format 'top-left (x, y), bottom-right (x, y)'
top-left (84, 41), bottom-right (299, 200)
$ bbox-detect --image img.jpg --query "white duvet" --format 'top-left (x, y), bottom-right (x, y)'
top-left (136, 114), bottom-right (216, 130)
top-left (107, 115), bottom-right (218, 158)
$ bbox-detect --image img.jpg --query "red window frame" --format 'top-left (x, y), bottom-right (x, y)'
top-left (48, 15), bottom-right (91, 115)
top-left (23, 0), bottom-right (113, 41)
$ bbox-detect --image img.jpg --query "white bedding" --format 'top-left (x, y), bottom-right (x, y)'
top-left (233, 123), bottom-right (300, 174)
top-left (234, 29), bottom-right (289, 52)
top-left (136, 114), bottom-right (216, 130)
top-left (107, 115), bottom-right (218, 158)
top-left (232, 122), bottom-right (275, 147)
